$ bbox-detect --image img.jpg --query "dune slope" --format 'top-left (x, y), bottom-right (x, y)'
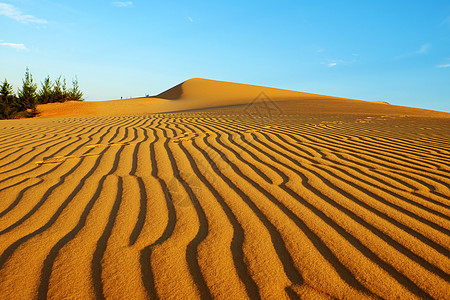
top-left (0, 80), bottom-right (449, 299)
top-left (36, 78), bottom-right (448, 119)
top-left (37, 78), bottom-right (335, 119)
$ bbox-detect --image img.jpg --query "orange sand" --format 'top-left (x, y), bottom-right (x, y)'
top-left (0, 79), bottom-right (449, 299)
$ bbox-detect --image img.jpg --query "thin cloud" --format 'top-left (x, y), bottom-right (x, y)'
top-left (415, 44), bottom-right (430, 54)
top-left (0, 42), bottom-right (27, 50)
top-left (112, 1), bottom-right (133, 7)
top-left (0, 3), bottom-right (47, 24)
top-left (437, 63), bottom-right (450, 68)
top-left (321, 58), bottom-right (352, 68)
top-left (188, 16), bottom-right (194, 22)
top-left (395, 43), bottom-right (431, 60)
top-left (320, 61), bottom-right (338, 67)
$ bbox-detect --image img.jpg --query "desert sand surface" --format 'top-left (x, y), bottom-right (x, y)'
top-left (0, 79), bottom-right (449, 299)
top-left (35, 78), bottom-right (449, 119)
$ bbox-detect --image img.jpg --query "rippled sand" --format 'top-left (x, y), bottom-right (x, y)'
top-left (0, 79), bottom-right (449, 299)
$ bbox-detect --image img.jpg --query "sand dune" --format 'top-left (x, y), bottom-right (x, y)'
top-left (36, 78), bottom-right (448, 119)
top-left (1, 79), bottom-right (449, 299)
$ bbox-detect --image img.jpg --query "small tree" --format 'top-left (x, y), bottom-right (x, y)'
top-left (0, 79), bottom-right (17, 119)
top-left (37, 76), bottom-right (53, 104)
top-left (61, 78), bottom-right (69, 102)
top-left (16, 67), bottom-right (38, 112)
top-left (68, 77), bottom-right (84, 101)
top-left (52, 76), bottom-right (64, 103)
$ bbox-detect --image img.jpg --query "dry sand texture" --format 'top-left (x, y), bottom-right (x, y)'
top-left (0, 79), bottom-right (449, 299)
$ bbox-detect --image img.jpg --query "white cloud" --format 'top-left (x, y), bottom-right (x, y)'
top-left (320, 61), bottom-right (338, 67)
top-left (0, 3), bottom-right (47, 24)
top-left (437, 64), bottom-right (450, 68)
top-left (112, 1), bottom-right (133, 7)
top-left (415, 44), bottom-right (430, 54)
top-left (321, 59), bottom-right (343, 67)
top-left (0, 42), bottom-right (27, 50)
top-left (188, 16), bottom-right (193, 22)
top-left (395, 43), bottom-right (431, 60)
top-left (321, 57), bottom-right (356, 68)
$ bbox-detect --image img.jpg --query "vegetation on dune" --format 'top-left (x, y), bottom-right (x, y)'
top-left (37, 75), bottom-right (53, 104)
top-left (0, 67), bottom-right (84, 120)
top-left (16, 67), bottom-right (38, 115)
top-left (0, 79), bottom-right (16, 119)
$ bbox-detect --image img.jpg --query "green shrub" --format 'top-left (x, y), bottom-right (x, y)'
top-left (68, 77), bottom-right (84, 101)
top-left (0, 79), bottom-right (18, 119)
top-left (16, 67), bottom-right (37, 112)
top-left (52, 76), bottom-right (64, 103)
top-left (37, 76), bottom-right (53, 104)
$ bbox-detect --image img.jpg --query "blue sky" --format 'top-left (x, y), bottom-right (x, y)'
top-left (1, 0), bottom-right (449, 112)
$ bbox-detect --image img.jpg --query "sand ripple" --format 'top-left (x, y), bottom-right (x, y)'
top-left (0, 110), bottom-right (449, 299)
